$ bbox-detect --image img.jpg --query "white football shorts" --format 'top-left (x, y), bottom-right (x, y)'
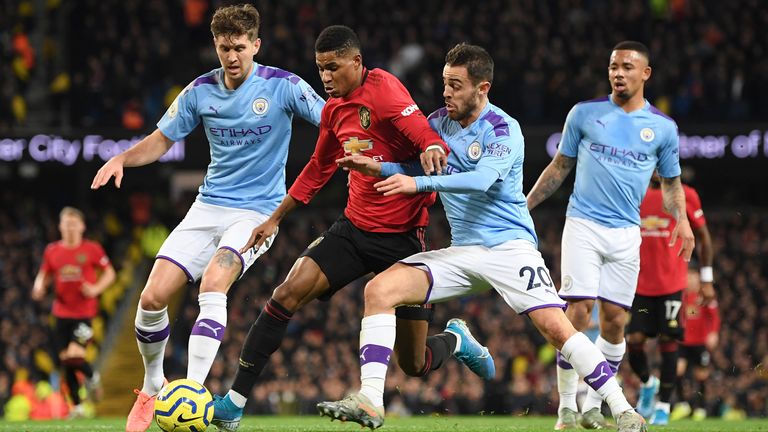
top-left (559, 216), bottom-right (641, 309)
top-left (156, 200), bottom-right (276, 282)
top-left (401, 239), bottom-right (566, 314)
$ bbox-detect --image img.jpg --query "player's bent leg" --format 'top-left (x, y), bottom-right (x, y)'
top-left (188, 248), bottom-right (242, 384)
top-left (213, 257), bottom-right (331, 430)
top-left (128, 260), bottom-right (185, 432)
top-left (140, 258), bottom-right (189, 310)
top-left (318, 265), bottom-right (429, 428)
top-left (272, 256), bottom-right (332, 311)
top-left (529, 308), bottom-right (644, 432)
top-left (364, 263), bottom-right (431, 315)
top-left (393, 317), bottom-right (429, 376)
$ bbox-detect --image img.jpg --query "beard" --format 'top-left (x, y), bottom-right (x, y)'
top-left (448, 98), bottom-right (479, 123)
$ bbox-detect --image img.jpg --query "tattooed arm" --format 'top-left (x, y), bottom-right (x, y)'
top-left (661, 176), bottom-right (695, 261)
top-left (526, 152), bottom-right (577, 210)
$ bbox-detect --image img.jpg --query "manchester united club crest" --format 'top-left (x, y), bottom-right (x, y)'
top-left (359, 105), bottom-right (371, 129)
top-left (76, 253), bottom-right (87, 264)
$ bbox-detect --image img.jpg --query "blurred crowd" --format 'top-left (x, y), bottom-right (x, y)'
top-left (2, 0), bottom-right (767, 130)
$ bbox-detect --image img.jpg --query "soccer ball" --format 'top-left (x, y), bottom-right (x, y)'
top-left (154, 378), bottom-right (214, 432)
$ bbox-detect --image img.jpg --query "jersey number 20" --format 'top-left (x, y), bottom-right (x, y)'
top-left (520, 266), bottom-right (553, 291)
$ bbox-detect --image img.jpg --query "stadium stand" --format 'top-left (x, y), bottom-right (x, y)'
top-left (2, 0), bottom-right (765, 130)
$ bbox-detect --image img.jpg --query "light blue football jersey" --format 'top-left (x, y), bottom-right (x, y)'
top-left (424, 103), bottom-right (538, 247)
top-left (157, 63), bottom-right (324, 213)
top-left (559, 96), bottom-right (680, 228)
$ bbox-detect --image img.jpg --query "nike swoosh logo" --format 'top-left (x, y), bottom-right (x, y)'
top-left (177, 413), bottom-right (203, 423)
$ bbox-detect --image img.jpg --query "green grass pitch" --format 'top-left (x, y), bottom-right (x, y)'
top-left (1, 416), bottom-right (768, 431)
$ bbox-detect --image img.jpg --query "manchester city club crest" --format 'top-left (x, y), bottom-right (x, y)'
top-left (359, 105), bottom-right (371, 129)
top-left (252, 97), bottom-right (269, 116)
top-left (640, 127), bottom-right (655, 142)
top-left (467, 141), bottom-right (482, 160)
top-left (167, 97), bottom-right (179, 119)
top-left (562, 275), bottom-right (573, 291)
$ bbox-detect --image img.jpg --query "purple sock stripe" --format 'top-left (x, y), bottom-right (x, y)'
top-left (135, 325), bottom-right (170, 344)
top-left (556, 352), bottom-right (573, 369)
top-left (584, 360), bottom-right (614, 391)
top-left (607, 359), bottom-right (622, 373)
top-left (156, 255), bottom-right (195, 282)
top-left (219, 246), bottom-right (246, 279)
top-left (359, 344), bottom-right (392, 366)
top-left (190, 318), bottom-right (226, 341)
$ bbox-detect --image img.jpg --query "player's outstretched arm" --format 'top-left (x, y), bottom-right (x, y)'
top-left (90, 129), bottom-right (175, 189)
top-left (526, 152), bottom-right (576, 210)
top-left (239, 194), bottom-right (300, 254)
top-left (661, 176), bottom-right (695, 261)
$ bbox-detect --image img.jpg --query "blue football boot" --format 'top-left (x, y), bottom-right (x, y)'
top-left (211, 394), bottom-right (243, 432)
top-left (445, 318), bottom-right (496, 380)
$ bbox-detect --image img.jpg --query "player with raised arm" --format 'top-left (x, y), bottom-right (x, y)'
top-left (526, 41), bottom-right (695, 430)
top-left (627, 173), bottom-right (714, 424)
top-left (90, 5), bottom-right (325, 431)
top-left (210, 26), bottom-right (492, 432)
top-left (317, 43), bottom-right (646, 432)
top-left (32, 207), bottom-right (116, 418)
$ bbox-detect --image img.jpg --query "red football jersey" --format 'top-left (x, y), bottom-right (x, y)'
top-left (40, 240), bottom-right (111, 319)
top-left (681, 289), bottom-right (720, 346)
top-left (636, 184), bottom-right (706, 296)
top-left (289, 68), bottom-right (448, 233)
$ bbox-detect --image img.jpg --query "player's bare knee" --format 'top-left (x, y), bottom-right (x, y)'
top-left (363, 279), bottom-right (394, 311)
top-left (565, 300), bottom-right (592, 329)
top-left (139, 287), bottom-right (167, 310)
top-left (271, 279), bottom-right (305, 312)
top-left (199, 272), bottom-right (234, 294)
top-left (600, 312), bottom-right (627, 338)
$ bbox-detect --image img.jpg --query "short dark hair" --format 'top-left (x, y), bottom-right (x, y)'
top-left (315, 25), bottom-right (361, 55)
top-left (445, 43), bottom-right (494, 85)
top-left (612, 40), bottom-right (650, 63)
top-left (210, 4), bottom-right (260, 41)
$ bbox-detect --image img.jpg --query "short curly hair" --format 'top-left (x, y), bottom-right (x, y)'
top-left (315, 25), bottom-right (361, 55)
top-left (210, 4), bottom-right (260, 41)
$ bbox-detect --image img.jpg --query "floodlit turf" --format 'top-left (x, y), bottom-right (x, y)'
top-left (1, 416), bottom-right (768, 431)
